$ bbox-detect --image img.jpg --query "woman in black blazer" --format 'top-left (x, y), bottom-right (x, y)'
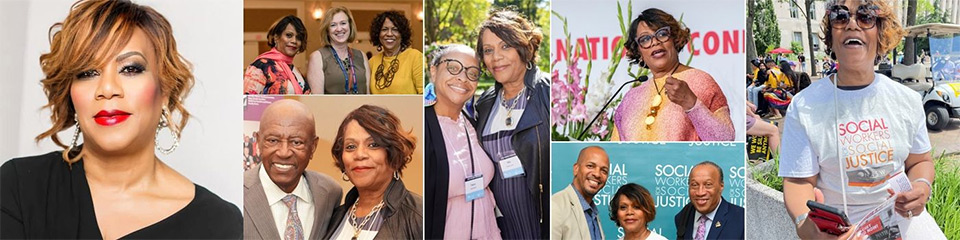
top-left (1, 1), bottom-right (240, 238)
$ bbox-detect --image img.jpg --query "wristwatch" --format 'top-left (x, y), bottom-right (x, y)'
top-left (795, 212), bottom-right (809, 226)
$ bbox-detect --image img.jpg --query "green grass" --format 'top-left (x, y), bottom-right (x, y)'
top-left (752, 153), bottom-right (960, 238)
top-left (928, 153), bottom-right (960, 239)
top-left (750, 154), bottom-right (783, 192)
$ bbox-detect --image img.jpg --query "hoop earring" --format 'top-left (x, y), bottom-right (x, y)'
top-left (377, 45), bottom-right (383, 52)
top-left (156, 108), bottom-right (180, 155)
top-left (342, 172), bottom-right (350, 182)
top-left (393, 171), bottom-right (400, 180)
top-left (62, 113), bottom-right (84, 166)
top-left (638, 57), bottom-right (648, 68)
top-left (526, 61), bottom-right (534, 70)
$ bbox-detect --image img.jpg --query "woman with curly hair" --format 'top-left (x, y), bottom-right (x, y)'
top-left (369, 11), bottom-right (424, 94)
top-left (611, 8), bottom-right (734, 141)
top-left (780, 0), bottom-right (945, 238)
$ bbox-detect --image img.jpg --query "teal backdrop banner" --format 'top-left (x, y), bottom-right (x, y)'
top-left (551, 142), bottom-right (745, 239)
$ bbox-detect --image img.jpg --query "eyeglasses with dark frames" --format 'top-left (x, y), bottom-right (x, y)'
top-left (635, 26), bottom-right (672, 49)
top-left (437, 59), bottom-right (483, 82)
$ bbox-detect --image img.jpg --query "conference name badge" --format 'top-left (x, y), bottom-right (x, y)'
top-left (499, 155), bottom-right (525, 179)
top-left (465, 174), bottom-right (485, 202)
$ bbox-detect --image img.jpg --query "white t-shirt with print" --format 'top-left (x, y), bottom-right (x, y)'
top-left (778, 73), bottom-right (931, 223)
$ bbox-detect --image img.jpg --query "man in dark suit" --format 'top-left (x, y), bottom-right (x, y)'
top-left (675, 161), bottom-right (745, 240)
top-left (243, 99), bottom-right (342, 239)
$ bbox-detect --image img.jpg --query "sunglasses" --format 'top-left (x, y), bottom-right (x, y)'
top-left (437, 59), bottom-right (482, 82)
top-left (635, 26), bottom-right (671, 49)
top-left (829, 4), bottom-right (881, 29)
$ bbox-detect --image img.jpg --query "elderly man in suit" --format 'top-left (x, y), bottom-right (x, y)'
top-left (675, 161), bottom-right (745, 240)
top-left (244, 99), bottom-right (342, 239)
top-left (551, 146), bottom-right (611, 240)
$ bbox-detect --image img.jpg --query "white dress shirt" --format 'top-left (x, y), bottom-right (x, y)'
top-left (691, 200), bottom-right (722, 239)
top-left (260, 166), bottom-right (315, 238)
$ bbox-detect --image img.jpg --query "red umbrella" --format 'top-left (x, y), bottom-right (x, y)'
top-left (770, 48), bottom-right (793, 54)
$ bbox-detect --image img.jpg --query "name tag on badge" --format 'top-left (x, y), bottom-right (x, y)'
top-left (465, 174), bottom-right (485, 202)
top-left (499, 155), bottom-right (525, 179)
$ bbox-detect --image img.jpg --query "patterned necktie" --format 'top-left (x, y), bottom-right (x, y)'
top-left (695, 215), bottom-right (708, 240)
top-left (282, 195), bottom-right (304, 240)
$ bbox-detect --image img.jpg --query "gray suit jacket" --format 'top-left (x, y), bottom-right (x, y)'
top-left (551, 185), bottom-right (604, 240)
top-left (243, 164), bottom-right (342, 239)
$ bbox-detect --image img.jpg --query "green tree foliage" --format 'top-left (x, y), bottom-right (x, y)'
top-left (753, 0), bottom-right (781, 57)
top-left (790, 41), bottom-right (804, 57)
top-left (425, 0), bottom-right (550, 90)
top-left (490, 0), bottom-right (551, 73)
top-left (917, 0), bottom-right (950, 24)
top-left (426, 0), bottom-right (489, 47)
top-left (912, 0), bottom-right (952, 57)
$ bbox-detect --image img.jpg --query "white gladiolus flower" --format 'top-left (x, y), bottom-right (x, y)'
top-left (585, 70), bottom-right (613, 120)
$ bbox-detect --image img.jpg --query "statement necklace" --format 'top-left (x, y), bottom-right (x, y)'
top-left (645, 63), bottom-right (682, 128)
top-left (348, 200), bottom-right (385, 240)
top-left (375, 49), bottom-right (402, 90)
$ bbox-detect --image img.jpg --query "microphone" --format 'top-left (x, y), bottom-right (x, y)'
top-left (579, 75), bottom-right (649, 140)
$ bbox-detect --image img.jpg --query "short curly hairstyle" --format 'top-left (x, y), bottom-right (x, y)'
top-left (625, 8), bottom-right (691, 66)
top-left (475, 8), bottom-right (543, 70)
top-left (821, 0), bottom-right (904, 60)
top-left (37, 0), bottom-right (193, 164)
top-left (331, 105), bottom-right (416, 175)
top-left (318, 7), bottom-right (357, 47)
top-left (267, 15), bottom-right (307, 53)
top-left (609, 183), bottom-right (656, 227)
top-left (370, 11), bottom-right (412, 52)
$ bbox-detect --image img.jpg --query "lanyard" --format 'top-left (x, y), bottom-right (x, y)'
top-left (462, 118), bottom-right (477, 178)
top-left (330, 46), bottom-right (359, 94)
top-left (461, 116), bottom-right (477, 240)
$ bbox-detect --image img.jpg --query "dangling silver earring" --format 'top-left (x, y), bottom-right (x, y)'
top-left (342, 172), bottom-right (350, 181)
top-left (526, 61), bottom-right (534, 70)
top-left (69, 113), bottom-right (80, 150)
top-left (62, 113), bottom-right (84, 165)
top-left (393, 171), bottom-right (400, 180)
top-left (156, 108), bottom-right (180, 155)
top-left (377, 46), bottom-right (383, 52)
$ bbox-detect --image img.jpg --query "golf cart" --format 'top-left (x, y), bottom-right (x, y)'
top-left (886, 23), bottom-right (960, 130)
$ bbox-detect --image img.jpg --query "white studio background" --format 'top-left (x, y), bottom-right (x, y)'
top-left (551, 0), bottom-right (747, 141)
top-left (0, 0), bottom-right (243, 207)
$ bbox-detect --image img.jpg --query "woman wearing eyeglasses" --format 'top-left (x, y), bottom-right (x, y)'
top-left (424, 44), bottom-right (502, 239)
top-left (612, 8), bottom-right (734, 141)
top-left (369, 11), bottom-right (424, 95)
top-left (779, 0), bottom-right (944, 239)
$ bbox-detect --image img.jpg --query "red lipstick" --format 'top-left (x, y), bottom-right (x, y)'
top-left (93, 110), bottom-right (131, 126)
